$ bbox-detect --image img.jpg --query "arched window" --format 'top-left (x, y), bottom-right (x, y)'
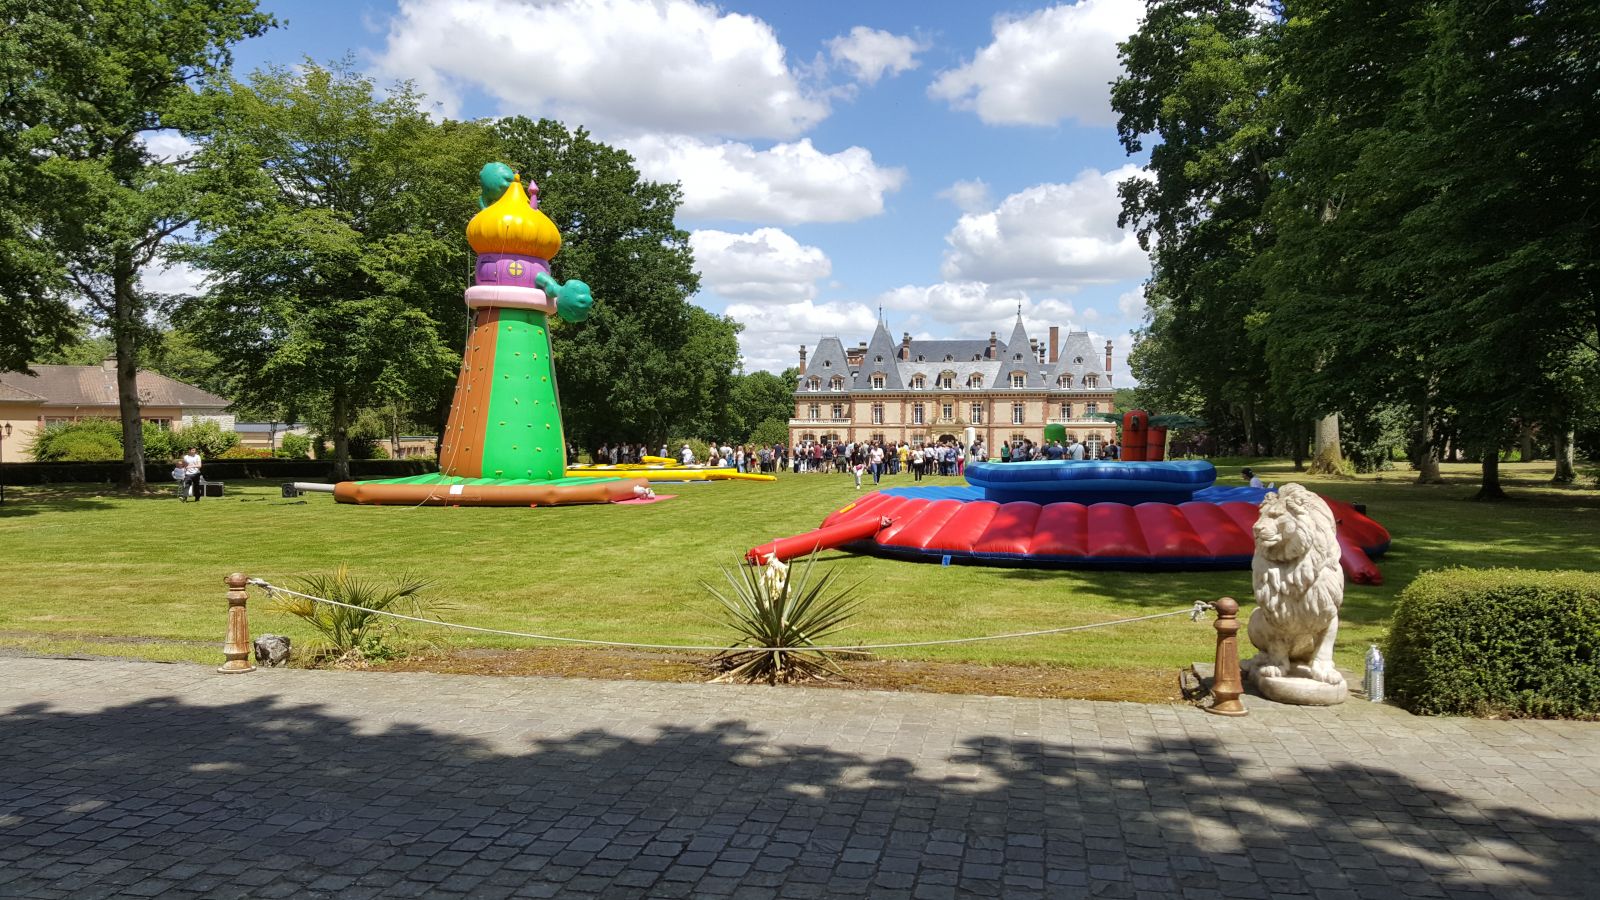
top-left (1010, 372), bottom-right (1026, 389)
top-left (912, 403), bottom-right (925, 425)
top-left (1057, 374), bottom-right (1071, 389)
top-left (830, 375), bottom-right (844, 391)
top-left (967, 374), bottom-right (984, 389)
top-left (870, 373), bottom-right (885, 389)
top-left (871, 402), bottom-right (884, 425)
top-left (807, 376), bottom-right (821, 391)
top-left (938, 371), bottom-right (955, 389)
top-left (1084, 374), bottom-right (1098, 388)
top-left (801, 432), bottom-right (816, 443)
top-left (910, 374), bottom-right (926, 390)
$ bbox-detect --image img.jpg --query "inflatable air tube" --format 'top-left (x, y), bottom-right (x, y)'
top-left (965, 459), bottom-right (1216, 504)
top-left (747, 515), bottom-right (893, 564)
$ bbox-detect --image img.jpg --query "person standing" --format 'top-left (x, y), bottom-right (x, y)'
top-left (181, 447), bottom-right (204, 502)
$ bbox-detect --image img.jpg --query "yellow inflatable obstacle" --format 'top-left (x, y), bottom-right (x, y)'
top-left (565, 464), bottom-right (775, 483)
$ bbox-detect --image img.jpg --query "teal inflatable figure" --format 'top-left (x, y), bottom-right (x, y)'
top-left (478, 161), bottom-right (516, 208)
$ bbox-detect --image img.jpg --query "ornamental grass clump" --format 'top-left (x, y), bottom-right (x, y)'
top-left (274, 565), bottom-right (443, 665)
top-left (705, 552), bottom-right (863, 685)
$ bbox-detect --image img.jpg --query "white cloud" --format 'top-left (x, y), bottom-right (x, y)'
top-left (1116, 287), bottom-right (1146, 319)
top-left (827, 26), bottom-right (922, 85)
top-left (140, 262), bottom-right (206, 297)
top-left (376, 0), bottom-right (827, 139)
top-left (625, 134), bottom-right (906, 224)
top-left (937, 179), bottom-right (992, 214)
top-left (691, 228), bottom-right (830, 303)
top-left (928, 0), bottom-right (1144, 127)
top-left (140, 131), bottom-right (198, 162)
top-left (941, 165), bottom-right (1151, 290)
top-left (726, 299), bottom-right (878, 372)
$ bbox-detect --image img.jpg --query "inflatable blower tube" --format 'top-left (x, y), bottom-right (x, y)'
top-left (746, 515), bottom-right (892, 564)
top-left (1337, 532), bottom-right (1383, 585)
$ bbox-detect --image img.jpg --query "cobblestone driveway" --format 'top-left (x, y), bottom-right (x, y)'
top-left (2, 657), bottom-right (1597, 899)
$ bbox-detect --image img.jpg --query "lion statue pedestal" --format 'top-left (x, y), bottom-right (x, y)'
top-left (1241, 483), bottom-right (1348, 706)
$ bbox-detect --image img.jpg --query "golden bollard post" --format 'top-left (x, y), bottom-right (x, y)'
top-left (1204, 596), bottom-right (1247, 716)
top-left (218, 572), bottom-right (256, 674)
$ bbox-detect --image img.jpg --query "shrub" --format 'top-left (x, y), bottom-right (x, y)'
top-left (171, 420), bottom-right (239, 458)
top-left (1386, 568), bottom-right (1600, 718)
top-left (219, 445), bottom-right (271, 459)
top-left (28, 419), bottom-right (124, 462)
top-left (141, 422), bottom-right (176, 461)
top-left (276, 432), bottom-right (312, 460)
top-left (668, 437), bottom-right (710, 464)
top-left (704, 552), bottom-right (863, 684)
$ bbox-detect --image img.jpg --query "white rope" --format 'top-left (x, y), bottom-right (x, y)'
top-left (249, 578), bottom-right (1213, 653)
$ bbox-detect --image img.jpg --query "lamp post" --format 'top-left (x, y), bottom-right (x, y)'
top-left (0, 422), bottom-right (12, 504)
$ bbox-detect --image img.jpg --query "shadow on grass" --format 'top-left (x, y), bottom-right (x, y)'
top-left (2, 690), bottom-right (1594, 898)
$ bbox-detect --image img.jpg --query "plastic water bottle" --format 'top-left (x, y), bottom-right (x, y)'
top-left (1364, 644), bottom-right (1385, 702)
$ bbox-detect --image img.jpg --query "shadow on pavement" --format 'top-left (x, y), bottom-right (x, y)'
top-left (0, 693), bottom-right (1594, 899)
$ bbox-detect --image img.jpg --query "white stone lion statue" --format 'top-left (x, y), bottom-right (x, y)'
top-left (1244, 483), bottom-right (1345, 686)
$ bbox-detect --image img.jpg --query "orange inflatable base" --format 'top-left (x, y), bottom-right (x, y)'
top-left (332, 477), bottom-right (649, 507)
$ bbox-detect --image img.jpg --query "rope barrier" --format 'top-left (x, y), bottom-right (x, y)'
top-left (248, 578), bottom-right (1214, 654)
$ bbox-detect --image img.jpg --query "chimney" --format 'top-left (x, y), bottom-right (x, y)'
top-left (1105, 340), bottom-right (1113, 374)
top-left (900, 332), bottom-right (911, 360)
top-left (988, 331), bottom-right (997, 359)
top-left (798, 345), bottom-right (807, 375)
top-left (1048, 326), bottom-right (1059, 363)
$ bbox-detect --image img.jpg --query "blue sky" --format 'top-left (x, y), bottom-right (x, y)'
top-left (217, 0), bottom-right (1153, 378)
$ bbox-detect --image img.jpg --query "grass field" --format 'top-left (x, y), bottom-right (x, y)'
top-left (4, 460), bottom-right (1598, 692)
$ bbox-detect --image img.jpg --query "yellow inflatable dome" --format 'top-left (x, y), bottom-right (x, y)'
top-left (465, 177), bottom-right (562, 258)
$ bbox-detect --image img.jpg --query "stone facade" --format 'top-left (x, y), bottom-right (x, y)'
top-left (790, 317), bottom-right (1116, 452)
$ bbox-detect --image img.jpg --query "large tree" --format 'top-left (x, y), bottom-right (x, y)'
top-left (3, 0), bottom-right (273, 487)
top-left (181, 61), bottom-right (484, 480)
top-left (492, 117), bottom-right (712, 446)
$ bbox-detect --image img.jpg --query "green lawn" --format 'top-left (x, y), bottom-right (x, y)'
top-left (4, 460), bottom-right (1598, 682)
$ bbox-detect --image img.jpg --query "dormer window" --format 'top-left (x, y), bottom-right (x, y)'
top-left (1074, 356), bottom-right (1084, 365)
top-left (1013, 353), bottom-right (1023, 361)
top-left (1057, 374), bottom-right (1071, 389)
top-left (967, 374), bottom-right (984, 389)
top-left (1010, 372), bottom-right (1026, 389)
top-left (944, 354), bottom-right (954, 362)
top-left (1084, 374), bottom-right (1098, 388)
top-left (870, 373), bottom-right (885, 389)
top-left (875, 355), bottom-right (883, 363)
top-left (830, 375), bottom-right (844, 391)
top-left (938, 371), bottom-right (955, 389)
top-left (807, 376), bottom-right (821, 391)
top-left (823, 359), bottom-right (831, 367)
top-left (910, 374), bottom-right (926, 390)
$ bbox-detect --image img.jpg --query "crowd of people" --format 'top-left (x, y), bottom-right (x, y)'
top-left (576, 435), bottom-right (1126, 483)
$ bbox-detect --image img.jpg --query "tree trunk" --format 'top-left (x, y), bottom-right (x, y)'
top-left (1291, 421), bottom-right (1306, 472)
top-left (1414, 395), bottom-right (1442, 484)
top-left (1553, 429), bottom-right (1576, 484)
top-left (1308, 413), bottom-right (1344, 475)
top-left (1473, 447), bottom-right (1508, 500)
top-left (1519, 425), bottom-right (1536, 463)
top-left (113, 261), bottom-right (146, 490)
top-left (330, 389), bottom-right (351, 482)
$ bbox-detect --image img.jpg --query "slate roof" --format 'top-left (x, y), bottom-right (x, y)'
top-left (0, 365), bottom-right (229, 409)
top-left (802, 337), bottom-right (853, 393)
top-left (1048, 331), bottom-right (1110, 389)
top-left (856, 320), bottom-right (905, 390)
top-left (903, 339), bottom-right (999, 363)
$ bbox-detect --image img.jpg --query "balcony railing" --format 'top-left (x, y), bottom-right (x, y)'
top-left (788, 417), bottom-right (852, 425)
top-left (1047, 416), bottom-right (1111, 425)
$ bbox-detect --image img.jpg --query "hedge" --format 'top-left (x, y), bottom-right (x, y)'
top-left (0, 459), bottom-right (438, 486)
top-left (1386, 568), bottom-right (1600, 719)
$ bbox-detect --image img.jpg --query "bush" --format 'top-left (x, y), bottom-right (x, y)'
top-left (219, 445), bottom-right (272, 459)
top-left (1386, 568), bottom-right (1600, 718)
top-left (28, 419), bottom-right (124, 462)
top-left (141, 422), bottom-right (176, 461)
top-left (667, 437), bottom-right (710, 464)
top-left (271, 565), bottom-right (444, 665)
top-left (276, 432), bottom-right (312, 460)
top-left (171, 420), bottom-right (239, 458)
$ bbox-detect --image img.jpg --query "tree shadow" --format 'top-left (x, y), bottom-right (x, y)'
top-left (1, 690), bottom-right (1594, 898)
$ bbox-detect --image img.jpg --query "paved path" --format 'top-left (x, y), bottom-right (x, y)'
top-left (1, 657), bottom-right (1597, 900)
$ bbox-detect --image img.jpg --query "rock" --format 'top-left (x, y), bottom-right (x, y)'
top-left (1257, 674), bottom-right (1348, 706)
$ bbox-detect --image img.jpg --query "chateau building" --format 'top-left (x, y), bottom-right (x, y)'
top-left (789, 315), bottom-right (1117, 453)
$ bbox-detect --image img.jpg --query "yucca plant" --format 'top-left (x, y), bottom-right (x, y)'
top-left (275, 565), bottom-right (439, 663)
top-left (704, 552), bottom-right (864, 684)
